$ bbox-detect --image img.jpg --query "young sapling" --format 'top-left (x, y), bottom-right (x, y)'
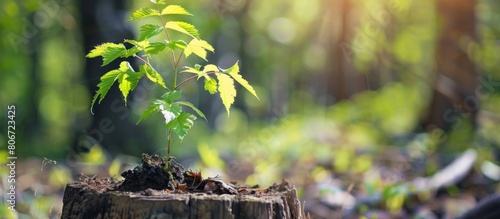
top-left (86, 0), bottom-right (258, 170)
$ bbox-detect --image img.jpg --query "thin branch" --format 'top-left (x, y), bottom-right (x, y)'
top-left (175, 51), bottom-right (184, 69)
top-left (174, 71), bottom-right (218, 90)
top-left (133, 54), bottom-right (151, 66)
top-left (133, 54), bottom-right (171, 91)
top-left (175, 75), bottom-right (198, 90)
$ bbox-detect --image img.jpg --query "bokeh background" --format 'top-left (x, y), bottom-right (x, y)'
top-left (1, 0), bottom-right (500, 218)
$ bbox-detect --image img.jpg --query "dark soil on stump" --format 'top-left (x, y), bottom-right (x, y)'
top-left (73, 153), bottom-right (288, 196)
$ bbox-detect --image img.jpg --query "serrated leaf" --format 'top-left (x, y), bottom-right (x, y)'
top-left (129, 7), bottom-right (160, 21)
top-left (136, 101), bottom-right (162, 124)
top-left (223, 61), bottom-right (259, 99)
top-left (86, 43), bottom-right (127, 66)
top-left (145, 42), bottom-right (168, 54)
top-left (117, 62), bottom-right (142, 104)
top-left (161, 5), bottom-right (192, 16)
top-left (184, 39), bottom-right (214, 60)
top-left (139, 24), bottom-right (164, 40)
top-left (165, 21), bottom-right (199, 39)
top-left (168, 104), bottom-right (182, 116)
top-left (167, 112), bottom-right (196, 141)
top-left (161, 90), bottom-right (182, 103)
top-left (176, 101), bottom-right (207, 122)
top-left (159, 104), bottom-right (177, 124)
top-left (90, 68), bottom-right (122, 113)
top-left (216, 73), bottom-right (236, 115)
top-left (204, 78), bottom-right (217, 94)
top-left (90, 61), bottom-right (141, 109)
top-left (140, 64), bottom-right (166, 88)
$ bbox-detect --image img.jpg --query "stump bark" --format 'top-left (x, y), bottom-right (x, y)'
top-left (61, 182), bottom-right (302, 219)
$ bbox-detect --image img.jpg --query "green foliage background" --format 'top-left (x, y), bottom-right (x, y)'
top-left (1, 0), bottom-right (500, 217)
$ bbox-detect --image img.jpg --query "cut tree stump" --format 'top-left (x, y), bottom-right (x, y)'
top-left (61, 180), bottom-right (302, 219)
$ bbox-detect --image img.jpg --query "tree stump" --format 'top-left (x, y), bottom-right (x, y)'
top-left (61, 180), bottom-right (302, 219)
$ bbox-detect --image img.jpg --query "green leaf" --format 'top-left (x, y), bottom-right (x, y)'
top-left (165, 21), bottom-right (199, 39)
top-left (216, 73), bottom-right (236, 115)
top-left (150, 0), bottom-right (167, 4)
top-left (124, 39), bottom-right (139, 46)
top-left (223, 61), bottom-right (259, 99)
top-left (183, 64), bottom-right (218, 80)
top-left (203, 64), bottom-right (219, 73)
top-left (167, 40), bottom-right (187, 50)
top-left (90, 69), bottom-right (122, 113)
top-left (167, 112), bottom-right (196, 141)
top-left (182, 66), bottom-right (202, 76)
top-left (140, 64), bottom-right (166, 88)
top-left (123, 46), bottom-right (141, 58)
top-left (176, 101), bottom-right (207, 121)
top-left (159, 104), bottom-right (177, 124)
top-left (169, 104), bottom-right (183, 116)
top-left (89, 61), bottom-right (142, 112)
top-left (124, 39), bottom-right (150, 56)
top-left (204, 78), bottom-right (217, 94)
top-left (129, 7), bottom-right (160, 21)
top-left (161, 5), bottom-right (192, 16)
top-left (184, 39), bottom-right (215, 60)
top-left (136, 100), bottom-right (163, 124)
top-left (168, 104), bottom-right (183, 117)
top-left (90, 69), bottom-right (121, 112)
top-left (124, 39), bottom-right (150, 49)
top-left (161, 90), bottom-right (182, 104)
top-left (117, 62), bottom-right (142, 104)
top-left (200, 64), bottom-right (220, 79)
top-left (86, 43), bottom-right (127, 66)
top-left (139, 24), bottom-right (164, 40)
top-left (145, 42), bottom-right (168, 54)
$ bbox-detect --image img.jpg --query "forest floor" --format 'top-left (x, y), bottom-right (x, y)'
top-left (6, 147), bottom-right (500, 219)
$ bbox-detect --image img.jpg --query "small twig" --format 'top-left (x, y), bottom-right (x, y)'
top-left (340, 182), bottom-right (355, 218)
top-left (175, 71), bottom-right (218, 90)
top-left (175, 75), bottom-right (198, 90)
top-left (133, 54), bottom-right (150, 66)
top-left (175, 51), bottom-right (184, 69)
top-left (41, 157), bottom-right (57, 171)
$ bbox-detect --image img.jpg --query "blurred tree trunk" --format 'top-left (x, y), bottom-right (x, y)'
top-left (77, 0), bottom-right (153, 155)
top-left (326, 0), bottom-right (369, 102)
top-left (422, 0), bottom-right (478, 132)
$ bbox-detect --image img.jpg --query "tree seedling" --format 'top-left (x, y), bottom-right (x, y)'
top-left (86, 0), bottom-right (258, 170)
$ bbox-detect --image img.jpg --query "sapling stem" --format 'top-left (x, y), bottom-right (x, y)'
top-left (157, 3), bottom-right (180, 166)
top-left (166, 130), bottom-right (172, 170)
